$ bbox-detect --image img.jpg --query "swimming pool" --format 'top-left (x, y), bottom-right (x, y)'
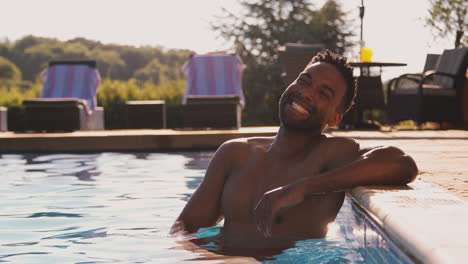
top-left (0, 152), bottom-right (413, 263)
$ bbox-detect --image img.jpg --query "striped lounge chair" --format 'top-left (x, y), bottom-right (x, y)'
top-left (23, 60), bottom-right (105, 132)
top-left (181, 54), bottom-right (245, 129)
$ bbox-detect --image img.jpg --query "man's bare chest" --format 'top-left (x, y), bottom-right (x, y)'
top-left (220, 152), bottom-right (327, 221)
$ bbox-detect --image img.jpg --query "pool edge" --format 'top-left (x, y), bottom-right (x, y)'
top-left (1, 128), bottom-right (467, 153)
top-left (348, 180), bottom-right (468, 264)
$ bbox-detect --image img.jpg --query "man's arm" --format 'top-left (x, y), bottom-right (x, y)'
top-left (170, 140), bottom-right (242, 235)
top-left (311, 145), bottom-right (418, 189)
top-left (254, 144), bottom-right (418, 237)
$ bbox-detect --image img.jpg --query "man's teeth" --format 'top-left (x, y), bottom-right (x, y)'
top-left (291, 102), bottom-right (309, 114)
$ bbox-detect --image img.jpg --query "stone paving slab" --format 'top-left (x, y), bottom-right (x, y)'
top-left (355, 139), bottom-right (468, 202)
top-left (330, 129), bottom-right (468, 139)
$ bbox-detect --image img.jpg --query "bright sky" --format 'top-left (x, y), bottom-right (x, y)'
top-left (1, 0), bottom-right (454, 81)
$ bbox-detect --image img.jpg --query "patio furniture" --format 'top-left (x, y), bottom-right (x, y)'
top-left (387, 54), bottom-right (440, 98)
top-left (463, 79), bottom-right (468, 128)
top-left (343, 62), bottom-right (407, 129)
top-left (0, 107), bottom-right (7, 131)
top-left (278, 43), bottom-right (325, 85)
top-left (181, 54), bottom-right (245, 129)
top-left (126, 100), bottom-right (166, 129)
top-left (182, 96), bottom-right (241, 129)
top-left (23, 60), bottom-right (104, 132)
top-left (387, 48), bottom-right (468, 126)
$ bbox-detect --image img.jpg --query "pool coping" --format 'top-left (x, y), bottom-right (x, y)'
top-left (1, 128), bottom-right (467, 153)
top-left (347, 180), bottom-right (468, 264)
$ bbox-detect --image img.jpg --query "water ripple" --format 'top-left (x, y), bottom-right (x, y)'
top-left (0, 252), bottom-right (49, 259)
top-left (2, 242), bottom-right (39, 247)
top-left (27, 212), bottom-right (84, 218)
top-left (42, 228), bottom-right (107, 240)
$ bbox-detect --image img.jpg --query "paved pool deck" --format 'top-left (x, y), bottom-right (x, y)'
top-left (0, 127), bottom-right (467, 263)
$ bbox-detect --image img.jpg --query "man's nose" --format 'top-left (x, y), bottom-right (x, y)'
top-left (299, 88), bottom-right (318, 102)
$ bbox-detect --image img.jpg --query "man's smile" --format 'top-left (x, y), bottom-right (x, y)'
top-left (291, 101), bottom-right (309, 115)
top-left (286, 93), bottom-right (317, 119)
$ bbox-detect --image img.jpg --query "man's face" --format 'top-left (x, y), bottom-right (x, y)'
top-left (279, 62), bottom-right (347, 132)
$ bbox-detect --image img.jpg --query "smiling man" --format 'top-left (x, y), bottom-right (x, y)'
top-left (170, 50), bottom-right (418, 250)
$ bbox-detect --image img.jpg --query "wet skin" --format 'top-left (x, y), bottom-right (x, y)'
top-left (170, 62), bottom-right (418, 250)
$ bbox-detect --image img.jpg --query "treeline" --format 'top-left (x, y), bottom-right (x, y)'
top-left (0, 35), bottom-right (193, 83)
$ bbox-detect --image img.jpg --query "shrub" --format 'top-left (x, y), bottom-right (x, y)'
top-left (0, 56), bottom-right (22, 81)
top-left (97, 79), bottom-right (186, 129)
top-left (0, 80), bottom-right (41, 130)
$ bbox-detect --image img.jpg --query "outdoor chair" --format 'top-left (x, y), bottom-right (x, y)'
top-left (387, 53), bottom-right (440, 95)
top-left (23, 60), bottom-right (105, 132)
top-left (387, 48), bottom-right (468, 127)
top-left (387, 53), bottom-right (440, 123)
top-left (181, 54), bottom-right (245, 129)
top-left (277, 43), bottom-right (325, 86)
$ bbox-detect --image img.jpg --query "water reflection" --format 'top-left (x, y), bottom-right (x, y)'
top-left (180, 151), bottom-right (214, 193)
top-left (0, 152), bottom-right (195, 263)
top-left (125, 151), bottom-right (211, 192)
top-left (181, 198), bottom-right (412, 263)
top-left (0, 151), bottom-right (412, 263)
top-left (180, 151), bottom-right (214, 170)
top-left (126, 150), bottom-right (214, 171)
top-left (22, 153), bottom-right (101, 181)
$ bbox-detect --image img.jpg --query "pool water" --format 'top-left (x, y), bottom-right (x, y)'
top-left (0, 152), bottom-right (412, 263)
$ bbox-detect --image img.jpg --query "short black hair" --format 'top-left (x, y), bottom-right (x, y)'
top-left (308, 50), bottom-right (356, 113)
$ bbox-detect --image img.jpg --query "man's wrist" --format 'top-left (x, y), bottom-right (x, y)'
top-left (287, 179), bottom-right (307, 199)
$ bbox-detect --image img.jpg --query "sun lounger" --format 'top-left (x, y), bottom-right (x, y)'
top-left (182, 96), bottom-right (241, 129)
top-left (23, 60), bottom-right (104, 132)
top-left (181, 54), bottom-right (245, 129)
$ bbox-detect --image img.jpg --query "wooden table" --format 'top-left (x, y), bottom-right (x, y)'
top-left (349, 62), bottom-right (407, 67)
top-left (344, 62), bottom-right (407, 129)
top-left (349, 62), bottom-right (407, 76)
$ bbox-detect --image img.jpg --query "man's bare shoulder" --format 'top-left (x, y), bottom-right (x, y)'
top-left (222, 136), bottom-right (275, 149)
top-left (315, 135), bottom-right (361, 168)
top-left (320, 134), bottom-right (360, 151)
top-left (218, 136), bottom-right (275, 161)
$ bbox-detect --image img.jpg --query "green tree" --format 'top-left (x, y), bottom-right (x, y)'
top-left (119, 46), bottom-right (159, 79)
top-left (0, 56), bottom-right (22, 81)
top-left (90, 48), bottom-right (126, 80)
top-left (133, 58), bottom-right (166, 84)
top-left (1, 35), bottom-right (193, 83)
top-left (213, 0), bottom-right (353, 125)
top-left (425, 0), bottom-right (467, 48)
top-left (67, 37), bottom-right (103, 50)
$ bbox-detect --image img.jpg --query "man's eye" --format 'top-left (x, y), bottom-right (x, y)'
top-left (320, 91), bottom-right (330, 100)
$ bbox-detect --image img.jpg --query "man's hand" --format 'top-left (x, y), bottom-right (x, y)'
top-left (169, 220), bottom-right (189, 236)
top-left (253, 183), bottom-right (305, 237)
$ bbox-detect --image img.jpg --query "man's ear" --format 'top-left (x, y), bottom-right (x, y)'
top-left (327, 112), bottom-right (343, 128)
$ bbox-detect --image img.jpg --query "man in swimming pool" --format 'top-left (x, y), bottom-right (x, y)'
top-left (170, 50), bottom-right (418, 249)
